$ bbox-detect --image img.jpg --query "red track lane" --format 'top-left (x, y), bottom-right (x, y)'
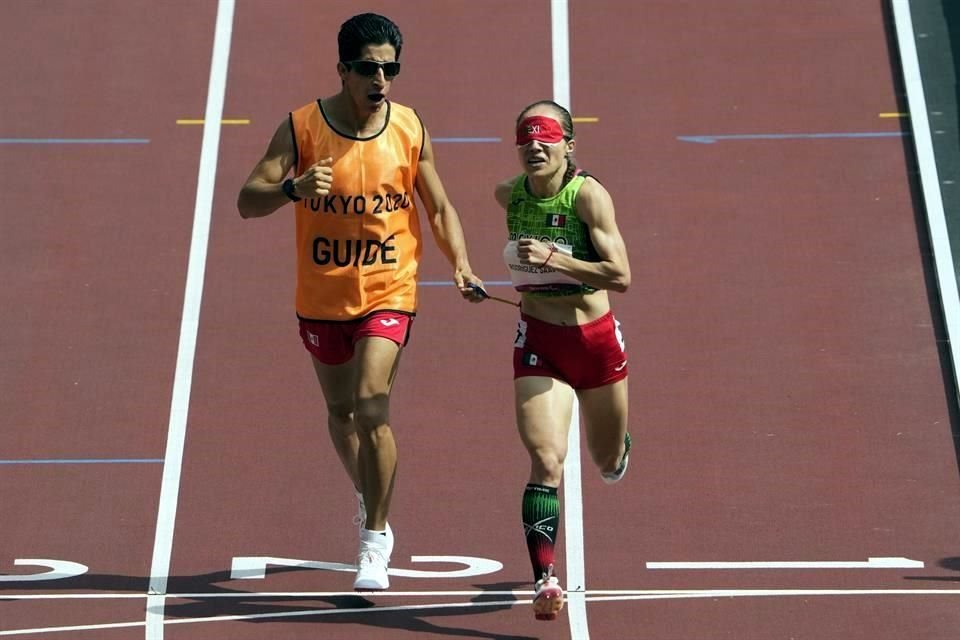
top-left (0, 0), bottom-right (218, 634)
top-left (573, 1), bottom-right (960, 637)
top-left (4, 1), bottom-right (960, 638)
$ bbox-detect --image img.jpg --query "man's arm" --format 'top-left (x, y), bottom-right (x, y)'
top-left (237, 119), bottom-right (297, 219)
top-left (415, 127), bottom-right (484, 298)
top-left (237, 119), bottom-right (333, 219)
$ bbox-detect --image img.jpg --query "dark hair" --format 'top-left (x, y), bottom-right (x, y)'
top-left (338, 13), bottom-right (403, 62)
top-left (517, 100), bottom-right (578, 185)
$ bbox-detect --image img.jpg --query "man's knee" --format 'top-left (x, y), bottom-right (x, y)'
top-left (355, 394), bottom-right (391, 431)
top-left (326, 398), bottom-right (355, 425)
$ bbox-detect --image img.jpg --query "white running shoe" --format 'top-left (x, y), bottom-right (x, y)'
top-left (353, 525), bottom-right (394, 591)
top-left (358, 525), bottom-right (394, 558)
top-left (354, 545), bottom-right (390, 590)
top-left (381, 523), bottom-right (394, 558)
top-left (353, 492), bottom-right (394, 556)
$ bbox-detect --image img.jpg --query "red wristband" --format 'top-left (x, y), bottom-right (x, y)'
top-left (541, 245), bottom-right (557, 267)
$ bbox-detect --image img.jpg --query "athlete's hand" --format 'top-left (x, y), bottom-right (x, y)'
top-left (455, 270), bottom-right (486, 303)
top-left (516, 238), bottom-right (555, 266)
top-left (293, 157), bottom-right (333, 197)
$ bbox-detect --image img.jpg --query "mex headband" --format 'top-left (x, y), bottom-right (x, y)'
top-left (516, 116), bottom-right (565, 146)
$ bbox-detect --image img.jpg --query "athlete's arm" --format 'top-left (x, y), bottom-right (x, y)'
top-left (237, 119), bottom-right (296, 218)
top-left (516, 178), bottom-right (631, 293)
top-left (416, 127), bottom-right (484, 299)
top-left (237, 119), bottom-right (333, 219)
top-left (494, 178), bottom-right (515, 210)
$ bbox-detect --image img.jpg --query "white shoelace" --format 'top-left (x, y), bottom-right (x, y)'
top-left (357, 545), bottom-right (388, 568)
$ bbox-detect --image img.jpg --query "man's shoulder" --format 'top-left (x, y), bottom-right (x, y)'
top-left (388, 98), bottom-right (413, 110)
top-left (389, 101), bottom-right (418, 119)
top-left (291, 99), bottom-right (321, 116)
top-left (387, 102), bottom-right (423, 142)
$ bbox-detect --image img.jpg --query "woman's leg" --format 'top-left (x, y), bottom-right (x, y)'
top-left (516, 375), bottom-right (574, 619)
top-left (578, 377), bottom-right (630, 481)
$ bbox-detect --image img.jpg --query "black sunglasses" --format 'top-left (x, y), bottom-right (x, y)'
top-left (344, 60), bottom-right (401, 78)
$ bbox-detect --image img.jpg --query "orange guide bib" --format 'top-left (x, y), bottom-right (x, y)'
top-left (290, 100), bottom-right (424, 320)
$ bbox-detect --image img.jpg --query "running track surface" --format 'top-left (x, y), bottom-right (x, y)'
top-left (3, 1), bottom-right (960, 638)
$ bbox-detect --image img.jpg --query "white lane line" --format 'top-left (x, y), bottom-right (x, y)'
top-left (1, 600), bottom-right (524, 636)
top-left (563, 395), bottom-right (589, 634)
top-left (4, 586), bottom-right (958, 602)
top-left (647, 557), bottom-right (925, 570)
top-left (891, 0), bottom-right (960, 404)
top-left (552, 0), bottom-right (571, 110)
top-left (551, 1), bottom-right (589, 638)
top-left (1, 621), bottom-right (149, 636)
top-left (6, 589), bottom-right (960, 635)
top-left (145, 0), bottom-right (235, 635)
top-left (1, 590), bottom-right (538, 600)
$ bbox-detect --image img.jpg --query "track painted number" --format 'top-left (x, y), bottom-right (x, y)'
top-left (231, 555), bottom-right (503, 580)
top-left (0, 559), bottom-right (88, 582)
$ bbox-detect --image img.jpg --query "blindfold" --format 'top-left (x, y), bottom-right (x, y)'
top-left (516, 116), bottom-right (566, 146)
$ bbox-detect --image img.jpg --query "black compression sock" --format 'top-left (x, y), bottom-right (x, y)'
top-left (522, 483), bottom-right (560, 582)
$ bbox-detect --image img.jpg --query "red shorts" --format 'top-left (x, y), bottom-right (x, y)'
top-left (513, 311), bottom-right (627, 389)
top-left (298, 311), bottom-right (413, 365)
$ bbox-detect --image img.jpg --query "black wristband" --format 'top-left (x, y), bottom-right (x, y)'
top-left (282, 178), bottom-right (302, 202)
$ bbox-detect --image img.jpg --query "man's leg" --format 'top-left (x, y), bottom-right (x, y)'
top-left (351, 336), bottom-right (402, 589)
top-left (309, 355), bottom-right (361, 491)
top-left (352, 336), bottom-right (402, 530)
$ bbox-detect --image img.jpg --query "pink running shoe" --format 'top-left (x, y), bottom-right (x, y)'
top-left (533, 567), bottom-right (565, 621)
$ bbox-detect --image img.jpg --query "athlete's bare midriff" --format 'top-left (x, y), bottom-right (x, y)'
top-left (520, 289), bottom-right (611, 326)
